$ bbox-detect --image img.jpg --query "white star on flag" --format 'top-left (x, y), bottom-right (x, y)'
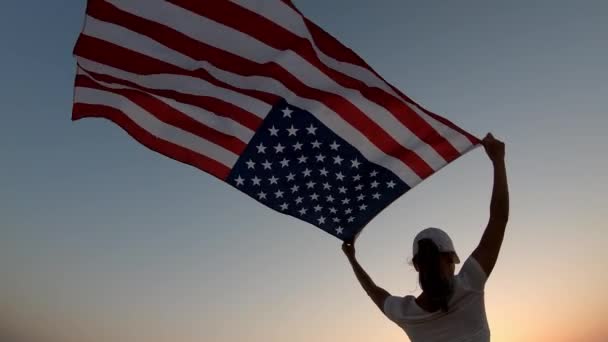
top-left (269, 126), bottom-right (279, 136)
top-left (256, 143), bottom-right (266, 154)
top-left (282, 107), bottom-right (293, 118)
top-left (274, 143), bottom-right (285, 153)
top-left (306, 124), bottom-right (317, 135)
top-left (235, 175), bottom-right (244, 186)
top-left (287, 125), bottom-right (298, 136)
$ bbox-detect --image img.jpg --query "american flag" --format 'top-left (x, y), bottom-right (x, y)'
top-left (72, 0), bottom-right (479, 242)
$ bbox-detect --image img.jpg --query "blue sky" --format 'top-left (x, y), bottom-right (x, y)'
top-left (1, 1), bottom-right (607, 341)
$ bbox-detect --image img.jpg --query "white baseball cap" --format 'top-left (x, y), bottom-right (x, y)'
top-left (413, 227), bottom-right (460, 264)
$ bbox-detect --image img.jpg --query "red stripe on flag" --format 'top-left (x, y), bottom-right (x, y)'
top-left (168, 0), bottom-right (460, 162)
top-left (72, 102), bottom-right (232, 179)
top-left (82, 3), bottom-right (434, 178)
top-left (388, 85), bottom-right (482, 145)
top-left (75, 75), bottom-right (247, 155)
top-left (74, 39), bottom-right (279, 106)
top-left (305, 21), bottom-right (480, 145)
top-left (279, 0), bottom-right (299, 12)
top-left (303, 19), bottom-right (370, 68)
top-left (79, 67), bottom-right (263, 131)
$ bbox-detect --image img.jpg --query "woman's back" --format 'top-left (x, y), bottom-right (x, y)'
top-left (383, 257), bottom-right (490, 342)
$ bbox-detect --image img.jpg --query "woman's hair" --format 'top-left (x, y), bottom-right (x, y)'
top-left (413, 239), bottom-right (454, 312)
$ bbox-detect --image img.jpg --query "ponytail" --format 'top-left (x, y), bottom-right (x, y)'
top-left (413, 239), bottom-right (453, 312)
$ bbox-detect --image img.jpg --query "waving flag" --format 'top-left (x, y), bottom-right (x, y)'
top-left (72, 0), bottom-right (479, 241)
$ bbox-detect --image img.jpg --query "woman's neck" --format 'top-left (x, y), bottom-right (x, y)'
top-left (415, 292), bottom-right (441, 313)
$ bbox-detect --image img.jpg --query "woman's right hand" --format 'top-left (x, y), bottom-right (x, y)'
top-left (482, 133), bottom-right (505, 163)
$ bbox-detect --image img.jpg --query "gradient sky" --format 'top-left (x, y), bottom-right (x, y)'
top-left (1, 1), bottom-right (607, 341)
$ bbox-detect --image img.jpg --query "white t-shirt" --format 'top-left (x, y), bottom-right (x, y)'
top-left (383, 256), bottom-right (490, 342)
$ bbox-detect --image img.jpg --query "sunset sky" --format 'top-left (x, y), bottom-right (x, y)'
top-left (1, 0), bottom-right (607, 341)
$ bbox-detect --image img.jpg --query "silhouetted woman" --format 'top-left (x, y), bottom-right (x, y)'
top-left (342, 133), bottom-right (508, 342)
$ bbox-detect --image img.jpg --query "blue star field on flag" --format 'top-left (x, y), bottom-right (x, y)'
top-left (227, 99), bottom-right (411, 241)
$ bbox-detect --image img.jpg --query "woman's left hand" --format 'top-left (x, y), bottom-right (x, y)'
top-left (342, 241), bottom-right (356, 258)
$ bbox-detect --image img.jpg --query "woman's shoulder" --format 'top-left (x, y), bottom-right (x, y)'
top-left (456, 256), bottom-right (488, 292)
top-left (383, 295), bottom-right (419, 321)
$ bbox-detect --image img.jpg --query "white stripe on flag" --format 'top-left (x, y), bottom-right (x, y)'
top-left (407, 102), bottom-right (474, 153)
top-left (77, 68), bottom-right (256, 144)
top-left (74, 86), bottom-right (239, 167)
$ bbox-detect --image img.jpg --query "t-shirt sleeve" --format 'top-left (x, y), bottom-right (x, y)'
top-left (383, 295), bottom-right (406, 321)
top-left (458, 256), bottom-right (488, 291)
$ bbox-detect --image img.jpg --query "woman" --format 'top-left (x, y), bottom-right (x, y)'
top-left (342, 133), bottom-right (508, 342)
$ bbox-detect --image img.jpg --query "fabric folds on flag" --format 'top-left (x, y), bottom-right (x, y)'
top-left (72, 0), bottom-right (480, 241)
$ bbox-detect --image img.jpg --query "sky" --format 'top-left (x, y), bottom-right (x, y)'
top-left (1, 0), bottom-right (607, 341)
